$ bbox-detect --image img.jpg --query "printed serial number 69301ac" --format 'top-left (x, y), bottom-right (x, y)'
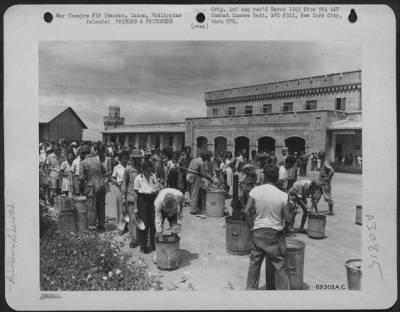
top-left (316, 284), bottom-right (346, 290)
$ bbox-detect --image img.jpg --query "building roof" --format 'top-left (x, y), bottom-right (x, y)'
top-left (205, 70), bottom-right (361, 102)
top-left (39, 105), bottom-right (88, 129)
top-left (328, 114), bottom-right (362, 130)
top-left (102, 122), bottom-right (185, 134)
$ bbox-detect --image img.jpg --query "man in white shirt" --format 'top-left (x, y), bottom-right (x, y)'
top-left (134, 162), bottom-right (160, 253)
top-left (245, 165), bottom-right (291, 290)
top-left (154, 188), bottom-right (184, 235)
top-left (112, 151), bottom-right (129, 230)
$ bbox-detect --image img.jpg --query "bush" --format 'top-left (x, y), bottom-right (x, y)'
top-left (40, 231), bottom-right (162, 291)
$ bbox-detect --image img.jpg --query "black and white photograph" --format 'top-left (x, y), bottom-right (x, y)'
top-left (38, 40), bottom-right (363, 291)
top-left (4, 4), bottom-right (397, 310)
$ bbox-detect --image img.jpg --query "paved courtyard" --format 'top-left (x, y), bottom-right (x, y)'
top-left (105, 171), bottom-right (362, 291)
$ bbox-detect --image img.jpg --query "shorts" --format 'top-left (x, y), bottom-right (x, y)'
top-left (48, 177), bottom-right (59, 189)
top-left (314, 184), bottom-right (333, 204)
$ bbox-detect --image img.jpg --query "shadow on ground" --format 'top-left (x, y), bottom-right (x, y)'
top-left (179, 249), bottom-right (199, 268)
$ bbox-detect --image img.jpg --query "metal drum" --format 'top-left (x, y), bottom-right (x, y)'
top-left (345, 259), bottom-right (362, 290)
top-left (225, 217), bottom-right (251, 255)
top-left (308, 214), bottom-right (327, 239)
top-left (206, 190), bottom-right (225, 217)
top-left (156, 235), bottom-right (180, 270)
top-left (355, 205), bottom-right (362, 225)
top-left (286, 238), bottom-right (306, 290)
top-left (74, 196), bottom-right (88, 232)
top-left (57, 210), bottom-right (76, 233)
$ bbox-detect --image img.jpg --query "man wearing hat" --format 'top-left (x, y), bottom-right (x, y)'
top-left (45, 145), bottom-right (60, 207)
top-left (186, 151), bottom-right (212, 215)
top-left (121, 150), bottom-right (143, 247)
top-left (278, 148), bottom-right (288, 166)
top-left (154, 188), bottom-right (184, 236)
top-left (317, 150), bottom-right (335, 215)
top-left (71, 142), bottom-right (80, 159)
top-left (79, 143), bottom-right (107, 231)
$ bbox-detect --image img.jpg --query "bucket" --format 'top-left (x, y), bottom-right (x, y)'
top-left (74, 196), bottom-right (88, 232)
top-left (355, 205), bottom-right (362, 225)
top-left (57, 210), bottom-right (76, 233)
top-left (206, 190), bottom-right (225, 217)
top-left (345, 259), bottom-right (362, 290)
top-left (265, 238), bottom-right (305, 290)
top-left (225, 217), bottom-right (251, 255)
top-left (287, 238), bottom-right (306, 290)
top-left (308, 214), bottom-right (326, 239)
top-left (55, 195), bottom-right (75, 212)
top-left (156, 235), bottom-right (180, 270)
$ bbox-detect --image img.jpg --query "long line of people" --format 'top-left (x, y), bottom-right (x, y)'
top-left (39, 140), bottom-right (335, 255)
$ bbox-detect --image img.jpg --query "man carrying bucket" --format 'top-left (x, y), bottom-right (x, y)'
top-left (154, 188), bottom-right (184, 237)
top-left (244, 164), bottom-right (291, 290)
top-left (287, 179), bottom-right (321, 234)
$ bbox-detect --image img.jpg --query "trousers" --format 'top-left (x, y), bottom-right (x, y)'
top-left (246, 228), bottom-right (290, 290)
top-left (189, 176), bottom-right (202, 213)
top-left (137, 193), bottom-right (156, 250)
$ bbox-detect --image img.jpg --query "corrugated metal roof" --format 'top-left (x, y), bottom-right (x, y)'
top-left (39, 105), bottom-right (88, 129)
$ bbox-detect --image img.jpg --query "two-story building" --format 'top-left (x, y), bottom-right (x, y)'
top-left (102, 70), bottom-right (362, 161)
top-left (185, 70), bottom-right (362, 161)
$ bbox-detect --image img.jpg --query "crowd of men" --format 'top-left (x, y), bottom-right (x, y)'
top-left (39, 140), bottom-right (335, 286)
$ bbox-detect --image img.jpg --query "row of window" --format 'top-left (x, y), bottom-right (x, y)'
top-left (211, 98), bottom-right (347, 116)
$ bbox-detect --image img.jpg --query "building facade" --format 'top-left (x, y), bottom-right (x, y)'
top-left (39, 106), bottom-right (88, 142)
top-left (185, 70), bottom-right (362, 161)
top-left (102, 70), bottom-right (362, 161)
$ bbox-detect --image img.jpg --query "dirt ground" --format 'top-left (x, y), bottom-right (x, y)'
top-left (104, 171), bottom-right (362, 291)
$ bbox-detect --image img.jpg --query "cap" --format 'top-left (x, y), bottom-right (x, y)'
top-left (145, 149), bottom-right (152, 156)
top-left (46, 146), bottom-right (53, 152)
top-left (80, 145), bottom-right (91, 154)
top-left (71, 142), bottom-right (77, 147)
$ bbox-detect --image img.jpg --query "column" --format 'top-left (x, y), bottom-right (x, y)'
top-left (172, 134), bottom-right (178, 151)
top-left (207, 143), bottom-right (215, 155)
top-left (192, 143), bottom-right (197, 158)
top-left (146, 134), bottom-right (151, 149)
top-left (159, 134), bottom-right (164, 150)
top-left (116, 135), bottom-right (120, 144)
top-left (124, 134), bottom-right (129, 146)
top-left (331, 132), bottom-right (336, 162)
top-left (274, 137), bottom-right (285, 156)
top-left (135, 134), bottom-right (140, 148)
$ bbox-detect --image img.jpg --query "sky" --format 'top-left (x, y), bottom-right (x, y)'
top-left (39, 41), bottom-right (361, 140)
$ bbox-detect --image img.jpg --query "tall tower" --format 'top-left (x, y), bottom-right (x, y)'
top-left (104, 106), bottom-right (125, 130)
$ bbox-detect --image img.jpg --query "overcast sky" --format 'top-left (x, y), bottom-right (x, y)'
top-left (39, 41), bottom-right (361, 140)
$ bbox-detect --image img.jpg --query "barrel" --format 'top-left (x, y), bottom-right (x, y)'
top-left (156, 235), bottom-right (180, 270)
top-left (355, 205), bottom-right (362, 225)
top-left (225, 217), bottom-right (251, 255)
top-left (57, 210), bottom-right (76, 233)
top-left (265, 238), bottom-right (305, 290)
top-left (287, 238), bottom-right (306, 290)
top-left (308, 214), bottom-right (326, 239)
top-left (74, 196), bottom-right (88, 232)
top-left (55, 195), bottom-right (75, 212)
top-left (206, 190), bottom-right (225, 217)
top-left (345, 259), bottom-right (362, 290)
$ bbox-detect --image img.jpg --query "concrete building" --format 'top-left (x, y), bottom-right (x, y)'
top-left (102, 107), bottom-right (185, 151)
top-left (102, 70), bottom-right (362, 160)
top-left (186, 70), bottom-right (362, 161)
top-left (39, 105), bottom-right (88, 142)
